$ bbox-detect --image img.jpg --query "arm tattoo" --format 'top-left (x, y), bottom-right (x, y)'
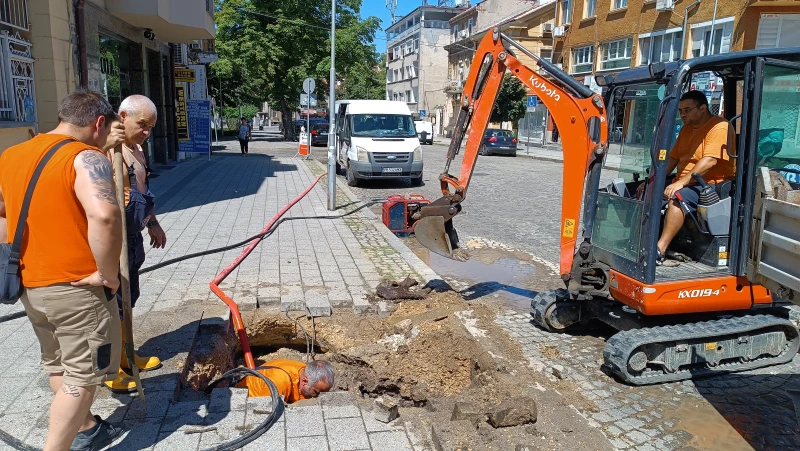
top-left (80, 151), bottom-right (118, 206)
top-left (61, 385), bottom-right (80, 397)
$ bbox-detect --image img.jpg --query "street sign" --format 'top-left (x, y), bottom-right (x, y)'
top-left (527, 96), bottom-right (538, 108)
top-left (179, 100), bottom-right (211, 153)
top-left (419, 110), bottom-right (426, 118)
top-left (303, 78), bottom-right (316, 94)
top-left (175, 68), bottom-right (196, 83)
top-left (196, 51), bottom-right (219, 63)
top-left (188, 64), bottom-right (207, 100)
top-left (300, 93), bottom-right (318, 107)
top-left (298, 132), bottom-right (310, 157)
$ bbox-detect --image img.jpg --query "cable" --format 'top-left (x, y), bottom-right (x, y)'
top-left (286, 310), bottom-right (311, 361)
top-left (201, 367), bottom-right (285, 451)
top-left (140, 199), bottom-right (385, 274)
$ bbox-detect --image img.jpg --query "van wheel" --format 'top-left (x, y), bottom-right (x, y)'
top-left (346, 163), bottom-right (359, 187)
top-left (411, 174), bottom-right (423, 186)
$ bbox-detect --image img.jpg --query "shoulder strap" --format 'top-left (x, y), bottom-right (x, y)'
top-left (10, 139), bottom-right (75, 259)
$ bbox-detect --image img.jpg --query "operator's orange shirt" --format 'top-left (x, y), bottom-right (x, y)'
top-left (669, 115), bottom-right (736, 184)
top-left (236, 359), bottom-right (309, 403)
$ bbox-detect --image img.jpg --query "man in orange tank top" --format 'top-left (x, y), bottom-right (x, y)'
top-left (0, 90), bottom-right (126, 451)
top-left (103, 95), bottom-right (167, 393)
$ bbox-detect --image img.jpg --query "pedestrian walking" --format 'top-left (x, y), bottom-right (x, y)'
top-left (103, 94), bottom-right (166, 393)
top-left (238, 117), bottom-right (251, 156)
top-left (0, 90), bottom-right (126, 450)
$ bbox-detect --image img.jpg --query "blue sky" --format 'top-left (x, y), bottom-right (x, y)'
top-left (360, 1), bottom-right (421, 53)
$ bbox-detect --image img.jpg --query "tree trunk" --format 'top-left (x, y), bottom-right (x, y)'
top-left (280, 99), bottom-right (293, 141)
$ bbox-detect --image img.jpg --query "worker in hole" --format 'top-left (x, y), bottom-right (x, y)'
top-left (237, 359), bottom-right (335, 403)
top-left (103, 95), bottom-right (167, 392)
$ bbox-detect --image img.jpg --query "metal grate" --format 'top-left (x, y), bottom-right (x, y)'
top-left (0, 0), bottom-right (27, 31)
top-left (372, 152), bottom-right (411, 163)
top-left (0, 30), bottom-right (35, 123)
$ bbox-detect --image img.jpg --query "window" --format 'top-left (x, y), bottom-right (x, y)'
top-left (585, 0), bottom-right (596, 18)
top-left (400, 67), bottom-right (405, 79)
top-left (406, 90), bottom-right (413, 103)
top-left (756, 64), bottom-right (800, 171)
top-left (561, 0), bottom-right (572, 25)
top-left (756, 14), bottom-right (800, 49)
top-left (393, 69), bottom-right (399, 82)
top-left (572, 45), bottom-right (594, 73)
top-left (413, 63), bottom-right (419, 78)
top-left (393, 46), bottom-right (400, 60)
top-left (612, 0), bottom-right (627, 10)
top-left (0, 30), bottom-right (35, 123)
top-left (540, 49), bottom-right (553, 62)
top-left (639, 29), bottom-right (683, 65)
top-left (393, 92), bottom-right (399, 101)
top-left (387, 71), bottom-right (393, 83)
top-left (691, 18), bottom-right (733, 57)
top-left (399, 92), bottom-right (404, 101)
top-left (600, 38), bottom-right (632, 70)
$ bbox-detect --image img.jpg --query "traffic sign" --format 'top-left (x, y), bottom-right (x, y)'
top-left (527, 96), bottom-right (538, 108)
top-left (303, 78), bottom-right (316, 94)
top-left (419, 110), bottom-right (426, 118)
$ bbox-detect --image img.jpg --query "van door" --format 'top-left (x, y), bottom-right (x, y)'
top-left (746, 58), bottom-right (800, 305)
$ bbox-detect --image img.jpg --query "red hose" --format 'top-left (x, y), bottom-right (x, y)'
top-left (210, 173), bottom-right (327, 369)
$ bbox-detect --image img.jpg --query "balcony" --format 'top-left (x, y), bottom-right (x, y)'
top-left (444, 79), bottom-right (464, 94)
top-left (106, 0), bottom-right (214, 43)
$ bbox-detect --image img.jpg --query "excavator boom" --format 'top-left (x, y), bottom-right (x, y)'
top-left (415, 28), bottom-right (608, 279)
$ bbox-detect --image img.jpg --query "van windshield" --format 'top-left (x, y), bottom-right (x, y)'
top-left (351, 114), bottom-right (416, 138)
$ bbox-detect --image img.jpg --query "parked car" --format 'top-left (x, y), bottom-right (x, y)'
top-left (293, 118), bottom-right (328, 141)
top-left (334, 100), bottom-right (423, 187)
top-left (480, 129), bottom-right (517, 156)
top-left (414, 120), bottom-right (434, 145)
top-left (310, 122), bottom-right (329, 146)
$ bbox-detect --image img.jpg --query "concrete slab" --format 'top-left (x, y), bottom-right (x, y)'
top-left (326, 417), bottom-right (370, 451)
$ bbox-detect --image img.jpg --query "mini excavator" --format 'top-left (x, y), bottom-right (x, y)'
top-left (415, 26), bottom-right (800, 385)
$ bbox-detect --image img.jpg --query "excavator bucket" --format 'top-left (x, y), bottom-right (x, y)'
top-left (415, 216), bottom-right (454, 258)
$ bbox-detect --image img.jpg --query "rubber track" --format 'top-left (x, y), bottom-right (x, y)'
top-left (604, 314), bottom-right (800, 385)
top-left (530, 291), bottom-right (557, 330)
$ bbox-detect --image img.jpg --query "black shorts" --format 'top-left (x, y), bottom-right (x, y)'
top-left (664, 185), bottom-right (707, 213)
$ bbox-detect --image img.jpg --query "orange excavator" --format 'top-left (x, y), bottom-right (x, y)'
top-left (415, 27), bottom-right (800, 384)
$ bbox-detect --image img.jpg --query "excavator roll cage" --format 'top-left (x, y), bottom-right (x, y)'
top-left (415, 27), bottom-right (607, 281)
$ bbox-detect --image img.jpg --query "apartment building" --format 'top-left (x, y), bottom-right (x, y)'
top-left (444, 0), bottom-right (556, 137)
top-left (0, 0), bottom-right (213, 163)
top-left (385, 5), bottom-right (465, 135)
top-left (554, 0), bottom-right (800, 90)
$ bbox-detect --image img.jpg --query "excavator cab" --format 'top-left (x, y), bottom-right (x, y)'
top-left (414, 26), bottom-right (800, 384)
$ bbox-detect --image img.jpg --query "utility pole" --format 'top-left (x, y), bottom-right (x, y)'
top-left (327, 0), bottom-right (337, 210)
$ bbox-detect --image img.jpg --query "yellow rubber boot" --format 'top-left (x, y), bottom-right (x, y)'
top-left (119, 320), bottom-right (162, 372)
top-left (103, 368), bottom-right (137, 393)
top-left (120, 351), bottom-right (162, 372)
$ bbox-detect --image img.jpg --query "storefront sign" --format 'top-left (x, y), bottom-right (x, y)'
top-left (175, 68), bottom-right (196, 83)
top-left (188, 64), bottom-right (207, 100)
top-left (196, 51), bottom-right (219, 63)
top-left (176, 86), bottom-right (189, 141)
top-left (179, 100), bottom-right (211, 154)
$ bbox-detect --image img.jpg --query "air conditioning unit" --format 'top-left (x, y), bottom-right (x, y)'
top-left (553, 26), bottom-right (565, 37)
top-left (655, 0), bottom-right (675, 11)
top-left (542, 23), bottom-right (554, 33)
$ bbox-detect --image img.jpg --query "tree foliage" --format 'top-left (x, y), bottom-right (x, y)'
top-left (491, 73), bottom-right (527, 126)
top-left (211, 0), bottom-right (384, 137)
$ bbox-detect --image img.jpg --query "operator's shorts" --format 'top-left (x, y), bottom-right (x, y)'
top-left (21, 284), bottom-right (122, 387)
top-left (665, 185), bottom-right (707, 214)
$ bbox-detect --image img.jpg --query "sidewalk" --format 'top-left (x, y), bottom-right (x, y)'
top-left (516, 142), bottom-right (623, 169)
top-left (0, 140), bottom-right (437, 450)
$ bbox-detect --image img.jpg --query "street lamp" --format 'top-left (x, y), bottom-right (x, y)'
top-left (327, 0), bottom-right (337, 210)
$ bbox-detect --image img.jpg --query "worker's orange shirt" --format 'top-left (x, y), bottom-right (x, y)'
top-left (236, 359), bottom-right (309, 403)
top-left (0, 134), bottom-right (104, 287)
top-left (669, 115), bottom-right (736, 184)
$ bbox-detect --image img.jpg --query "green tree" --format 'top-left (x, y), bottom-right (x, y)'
top-left (491, 73), bottom-right (527, 129)
top-left (212, 0), bottom-right (382, 139)
top-left (224, 105), bottom-right (259, 131)
top-left (339, 53), bottom-right (386, 100)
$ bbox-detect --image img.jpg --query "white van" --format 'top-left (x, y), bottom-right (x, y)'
top-left (414, 120), bottom-right (434, 145)
top-left (335, 100), bottom-right (423, 186)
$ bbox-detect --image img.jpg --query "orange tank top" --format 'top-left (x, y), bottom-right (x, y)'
top-left (0, 134), bottom-right (105, 287)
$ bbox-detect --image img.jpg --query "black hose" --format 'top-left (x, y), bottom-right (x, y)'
top-left (0, 199), bottom-right (386, 324)
top-left (201, 367), bottom-right (285, 451)
top-left (139, 199), bottom-right (384, 274)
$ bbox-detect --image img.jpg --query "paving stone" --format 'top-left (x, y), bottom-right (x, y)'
top-left (368, 431), bottom-right (414, 450)
top-left (361, 406), bottom-right (404, 433)
top-left (286, 435), bottom-right (329, 451)
top-left (209, 387), bottom-right (249, 413)
top-left (243, 419), bottom-right (286, 451)
top-left (304, 288), bottom-right (332, 317)
top-left (160, 400), bottom-right (209, 432)
top-left (326, 417), bottom-right (370, 450)
top-left (154, 428), bottom-right (201, 451)
top-left (625, 430), bottom-right (650, 445)
top-left (110, 418), bottom-right (164, 451)
top-left (353, 295), bottom-right (377, 315)
top-left (285, 405), bottom-right (326, 438)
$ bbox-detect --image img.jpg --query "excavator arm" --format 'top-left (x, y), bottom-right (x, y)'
top-left (415, 27), bottom-right (608, 281)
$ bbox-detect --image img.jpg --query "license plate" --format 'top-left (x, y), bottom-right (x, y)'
top-left (382, 167), bottom-right (402, 173)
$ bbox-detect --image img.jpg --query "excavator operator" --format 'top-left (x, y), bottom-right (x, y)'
top-left (656, 90), bottom-right (736, 264)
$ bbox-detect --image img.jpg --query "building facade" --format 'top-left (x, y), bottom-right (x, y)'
top-left (385, 5), bottom-right (465, 135)
top-left (1, 0), bottom-right (214, 164)
top-left (444, 0), bottom-right (556, 137)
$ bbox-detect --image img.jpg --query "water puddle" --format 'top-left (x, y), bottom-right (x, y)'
top-left (665, 400), bottom-right (755, 451)
top-left (406, 239), bottom-right (546, 312)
